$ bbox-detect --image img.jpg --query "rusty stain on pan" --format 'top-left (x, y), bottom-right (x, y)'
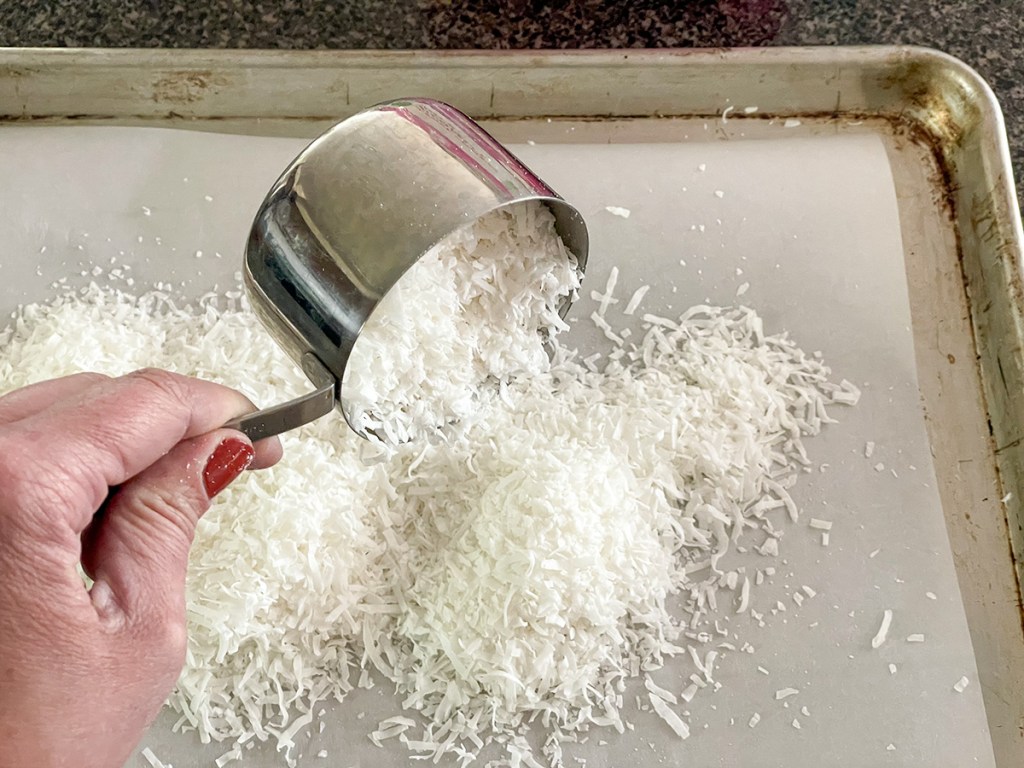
top-left (149, 69), bottom-right (233, 105)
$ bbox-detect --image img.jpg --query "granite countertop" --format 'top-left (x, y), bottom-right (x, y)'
top-left (0, 0), bottom-right (1020, 203)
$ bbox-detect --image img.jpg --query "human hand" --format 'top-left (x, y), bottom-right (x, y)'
top-left (0, 369), bottom-right (282, 768)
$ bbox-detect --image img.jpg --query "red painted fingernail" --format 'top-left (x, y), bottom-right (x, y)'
top-left (203, 438), bottom-right (255, 498)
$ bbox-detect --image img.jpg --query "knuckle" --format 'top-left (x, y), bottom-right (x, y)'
top-left (70, 371), bottom-right (111, 388)
top-left (156, 612), bottom-right (189, 664)
top-left (131, 483), bottom-right (204, 546)
top-left (131, 608), bottom-right (188, 670)
top-left (125, 368), bottom-right (191, 410)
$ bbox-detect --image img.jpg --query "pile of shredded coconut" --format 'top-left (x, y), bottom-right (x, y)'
top-left (0, 246), bottom-right (858, 768)
top-left (342, 201), bottom-right (581, 444)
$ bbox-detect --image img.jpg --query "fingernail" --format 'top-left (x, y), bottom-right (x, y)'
top-left (203, 438), bottom-right (255, 498)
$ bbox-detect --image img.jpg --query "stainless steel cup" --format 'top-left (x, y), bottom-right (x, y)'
top-left (227, 97), bottom-right (589, 441)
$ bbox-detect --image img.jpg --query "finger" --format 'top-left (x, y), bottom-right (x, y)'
top-left (0, 373), bottom-right (109, 426)
top-left (5, 368), bottom-right (281, 532)
top-left (251, 434), bottom-right (284, 470)
top-left (83, 429), bottom-right (254, 625)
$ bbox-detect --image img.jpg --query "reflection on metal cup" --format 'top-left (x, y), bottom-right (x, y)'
top-left (228, 97), bottom-right (589, 441)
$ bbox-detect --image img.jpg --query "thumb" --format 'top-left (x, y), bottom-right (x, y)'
top-left (83, 430), bottom-right (255, 626)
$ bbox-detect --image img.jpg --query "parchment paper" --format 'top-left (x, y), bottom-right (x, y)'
top-left (0, 125), bottom-right (996, 767)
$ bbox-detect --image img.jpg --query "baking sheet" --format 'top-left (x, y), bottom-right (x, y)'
top-left (0, 125), bottom-right (997, 767)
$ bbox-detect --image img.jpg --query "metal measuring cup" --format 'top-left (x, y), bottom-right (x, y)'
top-left (226, 98), bottom-right (589, 442)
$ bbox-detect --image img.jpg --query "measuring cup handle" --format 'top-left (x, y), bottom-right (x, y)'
top-left (223, 352), bottom-right (337, 442)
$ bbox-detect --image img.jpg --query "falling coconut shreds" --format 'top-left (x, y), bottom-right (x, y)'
top-left (0, 256), bottom-right (858, 766)
top-left (605, 205), bottom-right (631, 218)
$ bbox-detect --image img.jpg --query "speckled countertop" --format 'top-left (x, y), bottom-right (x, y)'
top-left (0, 0), bottom-right (1020, 203)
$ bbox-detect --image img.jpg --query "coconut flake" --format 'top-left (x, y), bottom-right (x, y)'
top-left (871, 610), bottom-right (893, 649)
top-left (644, 677), bottom-right (679, 705)
top-left (737, 577), bottom-right (751, 614)
top-left (141, 748), bottom-right (169, 768)
top-left (623, 285), bottom-right (651, 316)
top-left (648, 695), bottom-right (690, 739)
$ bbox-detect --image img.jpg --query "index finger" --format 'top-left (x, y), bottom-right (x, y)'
top-left (2, 368), bottom-right (281, 527)
top-left (0, 373), bottom-right (111, 427)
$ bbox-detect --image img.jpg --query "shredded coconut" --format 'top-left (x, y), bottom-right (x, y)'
top-left (871, 609), bottom-right (893, 649)
top-left (595, 267), bottom-right (620, 318)
top-left (649, 694), bottom-right (690, 739)
top-left (342, 201), bottom-right (581, 445)
top-left (623, 285), bottom-right (650, 316)
top-left (1, 261), bottom-right (858, 766)
top-left (141, 748), bottom-right (170, 768)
